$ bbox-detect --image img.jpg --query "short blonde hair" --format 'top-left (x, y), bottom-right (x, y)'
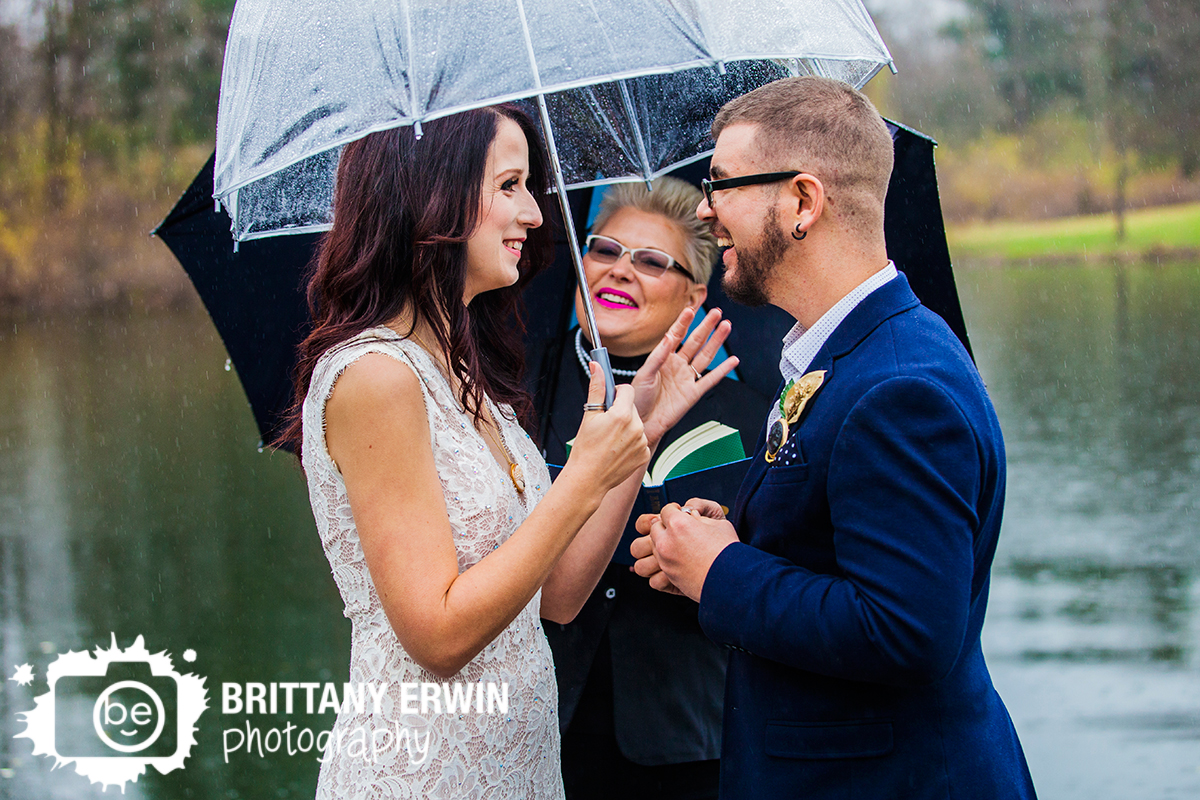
top-left (713, 77), bottom-right (893, 235)
top-left (591, 176), bottom-right (716, 285)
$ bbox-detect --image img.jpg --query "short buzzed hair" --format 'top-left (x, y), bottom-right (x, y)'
top-left (592, 176), bottom-right (717, 286)
top-left (712, 77), bottom-right (893, 234)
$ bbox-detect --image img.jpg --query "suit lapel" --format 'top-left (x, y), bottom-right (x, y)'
top-left (821, 272), bottom-right (920, 361)
top-left (727, 275), bottom-right (922, 536)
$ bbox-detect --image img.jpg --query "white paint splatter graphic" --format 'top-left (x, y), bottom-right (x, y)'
top-left (14, 634), bottom-right (208, 792)
top-left (9, 663), bottom-right (34, 686)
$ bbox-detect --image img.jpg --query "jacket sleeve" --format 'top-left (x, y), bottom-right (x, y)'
top-left (697, 375), bottom-right (984, 686)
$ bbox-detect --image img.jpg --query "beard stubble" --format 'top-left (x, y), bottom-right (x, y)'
top-left (721, 204), bottom-right (789, 308)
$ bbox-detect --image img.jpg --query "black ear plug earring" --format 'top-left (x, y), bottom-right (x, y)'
top-left (792, 223), bottom-right (807, 241)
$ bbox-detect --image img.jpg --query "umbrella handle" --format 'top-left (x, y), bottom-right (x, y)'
top-left (588, 347), bottom-right (617, 409)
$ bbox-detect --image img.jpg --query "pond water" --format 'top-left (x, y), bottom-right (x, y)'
top-left (1, 260), bottom-right (1198, 798)
top-left (962, 261), bottom-right (1200, 798)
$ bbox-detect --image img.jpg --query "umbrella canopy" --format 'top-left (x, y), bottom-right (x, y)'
top-left (214, 0), bottom-right (893, 242)
top-left (156, 122), bottom-right (968, 449)
top-left (214, 0), bottom-right (894, 407)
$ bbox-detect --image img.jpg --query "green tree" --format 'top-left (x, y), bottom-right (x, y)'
top-left (952, 0), bottom-right (1089, 130)
top-left (1108, 0), bottom-right (1200, 176)
top-left (1, 0), bottom-right (236, 304)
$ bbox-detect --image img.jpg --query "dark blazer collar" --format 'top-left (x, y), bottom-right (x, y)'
top-left (805, 271), bottom-right (920, 373)
top-left (731, 273), bottom-right (921, 531)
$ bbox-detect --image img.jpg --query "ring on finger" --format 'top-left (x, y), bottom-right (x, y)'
top-left (690, 364), bottom-right (702, 381)
top-left (582, 402), bottom-right (606, 412)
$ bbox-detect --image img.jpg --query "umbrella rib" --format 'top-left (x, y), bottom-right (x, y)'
top-left (511, 0), bottom-right (544, 95)
top-left (581, 88), bottom-right (638, 171)
top-left (513, 0), bottom-right (612, 405)
top-left (400, 0), bottom-right (418, 134)
top-left (617, 80), bottom-right (653, 187)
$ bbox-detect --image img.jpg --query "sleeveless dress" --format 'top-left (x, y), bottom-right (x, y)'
top-left (301, 329), bottom-right (563, 799)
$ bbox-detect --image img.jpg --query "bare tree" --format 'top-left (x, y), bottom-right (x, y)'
top-left (1104, 0), bottom-right (1200, 238)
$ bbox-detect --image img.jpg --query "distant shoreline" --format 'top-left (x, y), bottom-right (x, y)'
top-left (947, 201), bottom-right (1200, 265)
top-left (4, 201), bottom-right (1198, 319)
top-left (954, 247), bottom-right (1200, 269)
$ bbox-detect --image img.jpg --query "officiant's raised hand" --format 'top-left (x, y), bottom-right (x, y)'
top-left (631, 501), bottom-right (738, 602)
top-left (630, 307), bottom-right (738, 445)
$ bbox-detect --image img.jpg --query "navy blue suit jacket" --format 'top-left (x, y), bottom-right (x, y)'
top-left (698, 274), bottom-right (1036, 799)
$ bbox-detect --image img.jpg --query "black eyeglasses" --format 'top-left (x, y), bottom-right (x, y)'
top-left (701, 171), bottom-right (802, 207)
top-left (584, 234), bottom-right (692, 279)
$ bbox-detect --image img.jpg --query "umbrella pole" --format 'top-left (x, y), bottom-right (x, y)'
top-left (534, 93), bottom-right (616, 409)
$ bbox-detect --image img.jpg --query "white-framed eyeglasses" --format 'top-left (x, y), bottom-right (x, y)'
top-left (584, 234), bottom-right (692, 279)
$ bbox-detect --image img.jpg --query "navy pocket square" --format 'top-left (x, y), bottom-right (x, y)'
top-left (770, 432), bottom-right (806, 468)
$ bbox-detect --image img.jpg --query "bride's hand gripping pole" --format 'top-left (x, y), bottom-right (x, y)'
top-left (535, 93), bottom-right (616, 409)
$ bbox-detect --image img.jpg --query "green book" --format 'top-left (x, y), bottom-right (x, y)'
top-left (644, 421), bottom-right (745, 487)
top-left (566, 421), bottom-right (745, 487)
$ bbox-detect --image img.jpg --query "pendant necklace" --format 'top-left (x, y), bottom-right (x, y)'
top-left (409, 328), bottom-right (525, 495)
top-left (480, 416), bottom-right (526, 494)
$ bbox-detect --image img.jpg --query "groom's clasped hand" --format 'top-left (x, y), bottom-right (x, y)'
top-left (630, 499), bottom-right (737, 601)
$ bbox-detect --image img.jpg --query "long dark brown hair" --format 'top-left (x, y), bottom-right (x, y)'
top-left (277, 104), bottom-right (555, 451)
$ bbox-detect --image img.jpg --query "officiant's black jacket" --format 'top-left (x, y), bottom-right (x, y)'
top-left (539, 337), bottom-right (770, 764)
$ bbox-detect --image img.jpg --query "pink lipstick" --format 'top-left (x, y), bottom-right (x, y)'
top-left (594, 288), bottom-right (638, 310)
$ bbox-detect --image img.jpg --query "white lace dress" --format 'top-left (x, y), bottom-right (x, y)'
top-left (301, 329), bottom-right (563, 800)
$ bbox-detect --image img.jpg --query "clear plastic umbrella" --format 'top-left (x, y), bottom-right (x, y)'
top-left (213, 0), bottom-right (894, 401)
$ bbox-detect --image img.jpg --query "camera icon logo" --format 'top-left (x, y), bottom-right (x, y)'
top-left (54, 660), bottom-right (179, 758)
top-left (15, 635), bottom-right (208, 791)
top-left (94, 679), bottom-right (167, 753)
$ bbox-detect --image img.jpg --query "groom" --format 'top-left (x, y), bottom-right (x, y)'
top-left (632, 77), bottom-right (1037, 798)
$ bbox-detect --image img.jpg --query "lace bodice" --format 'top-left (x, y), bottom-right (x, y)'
top-left (301, 329), bottom-right (562, 799)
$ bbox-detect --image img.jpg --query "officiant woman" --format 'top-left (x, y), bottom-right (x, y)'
top-left (540, 177), bottom-right (769, 800)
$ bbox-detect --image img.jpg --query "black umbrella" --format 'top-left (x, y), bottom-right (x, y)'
top-left (154, 155), bottom-right (314, 446)
top-left (155, 122), bottom-right (968, 451)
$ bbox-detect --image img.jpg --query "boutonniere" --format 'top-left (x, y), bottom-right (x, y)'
top-left (765, 370), bottom-right (827, 463)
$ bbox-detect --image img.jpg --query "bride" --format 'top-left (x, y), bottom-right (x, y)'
top-left (277, 104), bottom-right (737, 799)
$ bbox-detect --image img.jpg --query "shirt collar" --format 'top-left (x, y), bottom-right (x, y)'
top-left (779, 261), bottom-right (899, 382)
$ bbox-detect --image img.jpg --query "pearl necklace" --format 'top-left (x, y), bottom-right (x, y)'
top-left (574, 328), bottom-right (637, 378)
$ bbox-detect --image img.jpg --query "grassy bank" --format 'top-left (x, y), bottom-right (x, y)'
top-left (947, 202), bottom-right (1200, 263)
